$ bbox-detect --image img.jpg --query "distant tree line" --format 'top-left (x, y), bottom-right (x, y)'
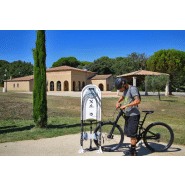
top-left (0, 49), bottom-right (185, 92)
top-left (51, 52), bottom-right (149, 76)
top-left (147, 49), bottom-right (185, 93)
top-left (0, 60), bottom-right (34, 86)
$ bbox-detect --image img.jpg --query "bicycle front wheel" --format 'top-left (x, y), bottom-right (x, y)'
top-left (143, 122), bottom-right (174, 152)
top-left (93, 122), bottom-right (124, 152)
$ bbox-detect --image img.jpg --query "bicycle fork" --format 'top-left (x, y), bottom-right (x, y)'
top-left (108, 110), bottom-right (124, 138)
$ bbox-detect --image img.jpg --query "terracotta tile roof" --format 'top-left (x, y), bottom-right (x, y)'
top-left (117, 70), bottom-right (169, 77)
top-left (91, 74), bottom-right (112, 80)
top-left (46, 65), bottom-right (95, 74)
top-left (6, 75), bottom-right (34, 82)
top-left (5, 66), bottom-right (96, 82)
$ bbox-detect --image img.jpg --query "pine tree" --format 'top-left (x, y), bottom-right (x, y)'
top-left (33, 30), bottom-right (47, 128)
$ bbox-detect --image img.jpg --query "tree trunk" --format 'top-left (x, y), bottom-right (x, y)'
top-left (169, 74), bottom-right (173, 95)
top-left (33, 30), bottom-right (47, 128)
top-left (158, 90), bottom-right (161, 101)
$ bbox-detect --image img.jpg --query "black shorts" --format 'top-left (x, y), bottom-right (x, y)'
top-left (124, 115), bottom-right (140, 138)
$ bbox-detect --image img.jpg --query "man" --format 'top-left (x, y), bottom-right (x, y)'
top-left (115, 77), bottom-right (141, 156)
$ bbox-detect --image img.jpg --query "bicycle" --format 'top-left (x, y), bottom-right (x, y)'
top-left (93, 105), bottom-right (174, 152)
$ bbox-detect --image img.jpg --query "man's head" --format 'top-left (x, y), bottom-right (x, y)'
top-left (115, 77), bottom-right (127, 91)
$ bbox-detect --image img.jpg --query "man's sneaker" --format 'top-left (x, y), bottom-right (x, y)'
top-left (124, 149), bottom-right (137, 156)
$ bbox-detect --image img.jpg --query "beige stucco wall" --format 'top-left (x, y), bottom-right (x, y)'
top-left (90, 75), bottom-right (114, 91)
top-left (71, 70), bottom-right (95, 91)
top-left (5, 81), bottom-right (30, 91)
top-left (91, 80), bottom-right (107, 91)
top-left (106, 75), bottom-right (115, 91)
top-left (46, 71), bottom-right (72, 91)
top-left (46, 70), bottom-right (95, 91)
top-left (30, 79), bottom-right (34, 91)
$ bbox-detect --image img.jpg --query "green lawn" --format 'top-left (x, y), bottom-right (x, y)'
top-left (0, 87), bottom-right (184, 145)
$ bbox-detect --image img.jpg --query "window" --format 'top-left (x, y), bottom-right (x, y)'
top-left (50, 81), bottom-right (54, 91)
top-left (17, 83), bottom-right (19, 87)
top-left (13, 84), bottom-right (15, 88)
top-left (57, 81), bottom-right (61, 91)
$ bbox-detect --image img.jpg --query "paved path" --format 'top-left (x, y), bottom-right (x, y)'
top-left (16, 91), bottom-right (185, 98)
top-left (0, 133), bottom-right (184, 156)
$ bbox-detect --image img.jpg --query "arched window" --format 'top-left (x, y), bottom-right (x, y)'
top-left (99, 83), bottom-right (104, 91)
top-left (78, 81), bottom-right (81, 91)
top-left (57, 81), bottom-right (61, 91)
top-left (64, 81), bottom-right (69, 91)
top-left (73, 81), bottom-right (76, 91)
top-left (50, 81), bottom-right (54, 91)
top-left (82, 81), bottom-right (85, 89)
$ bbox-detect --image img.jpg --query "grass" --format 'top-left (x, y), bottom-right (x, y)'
top-left (0, 87), bottom-right (185, 146)
top-left (0, 117), bottom-right (82, 143)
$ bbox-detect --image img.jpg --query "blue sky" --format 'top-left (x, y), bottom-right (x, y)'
top-left (0, 30), bottom-right (185, 69)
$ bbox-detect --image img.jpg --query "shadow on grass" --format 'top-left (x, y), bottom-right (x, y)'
top-left (0, 125), bottom-right (35, 134)
top-left (47, 122), bottom-right (95, 129)
top-left (161, 100), bottom-right (177, 102)
top-left (0, 122), bottom-right (95, 134)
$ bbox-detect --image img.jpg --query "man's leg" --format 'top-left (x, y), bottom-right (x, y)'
top-left (130, 137), bottom-right (137, 156)
top-left (124, 115), bottom-right (139, 156)
top-left (131, 137), bottom-right (137, 145)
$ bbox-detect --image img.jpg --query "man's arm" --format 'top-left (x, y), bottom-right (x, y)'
top-left (116, 95), bottom-right (124, 108)
top-left (120, 96), bottom-right (140, 109)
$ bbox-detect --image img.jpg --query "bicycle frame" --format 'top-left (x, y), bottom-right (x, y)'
top-left (107, 109), bottom-right (125, 137)
top-left (96, 107), bottom-right (174, 152)
top-left (109, 108), bottom-right (150, 144)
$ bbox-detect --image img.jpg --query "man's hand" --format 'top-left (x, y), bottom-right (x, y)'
top-left (120, 105), bottom-right (127, 110)
top-left (116, 95), bottom-right (124, 108)
top-left (116, 102), bottom-right (120, 108)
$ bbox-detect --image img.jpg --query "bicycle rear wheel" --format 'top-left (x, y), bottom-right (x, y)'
top-left (143, 122), bottom-right (174, 152)
top-left (93, 122), bottom-right (124, 152)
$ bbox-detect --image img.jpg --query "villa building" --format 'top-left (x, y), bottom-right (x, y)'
top-left (4, 66), bottom-right (114, 92)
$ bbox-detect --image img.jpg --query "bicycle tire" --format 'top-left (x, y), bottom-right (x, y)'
top-left (93, 122), bottom-right (124, 152)
top-left (143, 122), bottom-right (174, 152)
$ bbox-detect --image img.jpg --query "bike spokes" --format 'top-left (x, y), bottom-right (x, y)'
top-left (144, 124), bottom-right (174, 152)
top-left (94, 123), bottom-right (124, 151)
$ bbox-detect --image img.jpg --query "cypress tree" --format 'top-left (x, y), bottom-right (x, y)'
top-left (33, 30), bottom-right (47, 128)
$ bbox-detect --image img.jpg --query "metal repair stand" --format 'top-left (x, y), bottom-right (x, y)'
top-left (87, 120), bottom-right (97, 151)
top-left (78, 84), bottom-right (103, 154)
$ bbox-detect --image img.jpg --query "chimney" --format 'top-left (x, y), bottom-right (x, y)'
top-left (10, 76), bottom-right (12, 80)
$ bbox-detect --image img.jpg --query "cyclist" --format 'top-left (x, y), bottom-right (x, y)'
top-left (115, 77), bottom-right (141, 156)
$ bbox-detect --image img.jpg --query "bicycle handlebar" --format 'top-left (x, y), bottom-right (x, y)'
top-left (117, 104), bottom-right (125, 114)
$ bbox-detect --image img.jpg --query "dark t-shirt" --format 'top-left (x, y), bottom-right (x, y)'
top-left (122, 85), bottom-right (140, 116)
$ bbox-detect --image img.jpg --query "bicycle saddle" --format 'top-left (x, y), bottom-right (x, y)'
top-left (142, 111), bottom-right (154, 114)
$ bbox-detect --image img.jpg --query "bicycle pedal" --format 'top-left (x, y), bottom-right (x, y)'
top-left (107, 134), bottom-right (114, 139)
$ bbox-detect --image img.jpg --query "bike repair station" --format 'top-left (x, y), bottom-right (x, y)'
top-left (78, 84), bottom-right (103, 154)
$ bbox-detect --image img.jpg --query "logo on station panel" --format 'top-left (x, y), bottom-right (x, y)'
top-left (89, 112), bottom-right (93, 116)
